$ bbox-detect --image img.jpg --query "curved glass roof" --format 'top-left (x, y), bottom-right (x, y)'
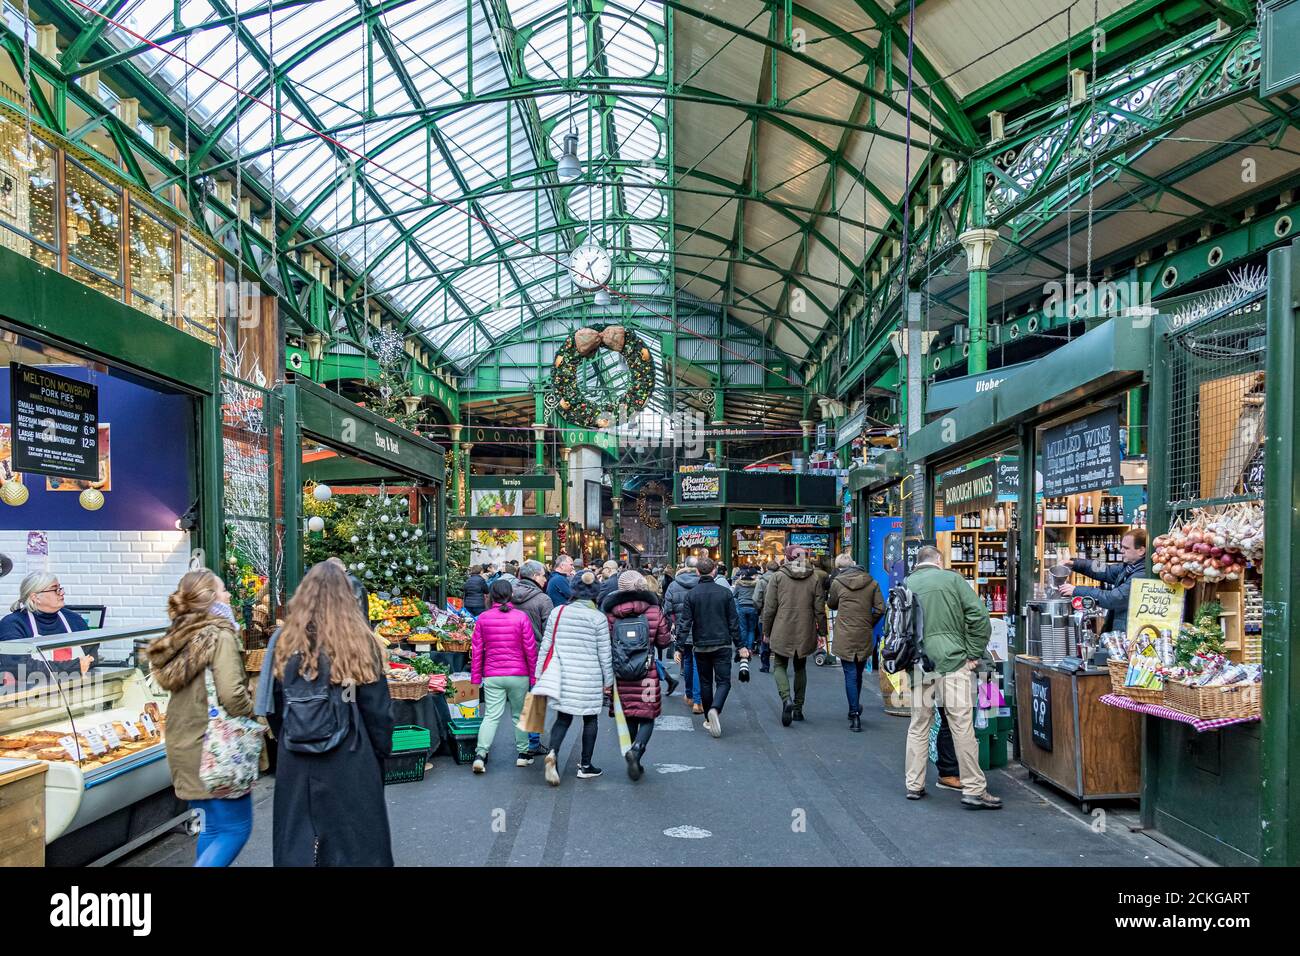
top-left (40, 0), bottom-right (1237, 376)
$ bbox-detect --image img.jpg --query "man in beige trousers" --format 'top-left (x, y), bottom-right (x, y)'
top-left (902, 546), bottom-right (1002, 809)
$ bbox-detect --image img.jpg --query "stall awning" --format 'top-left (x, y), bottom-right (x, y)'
top-left (905, 318), bottom-right (1151, 466)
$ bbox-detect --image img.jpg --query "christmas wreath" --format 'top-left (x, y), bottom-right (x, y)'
top-left (550, 324), bottom-right (655, 428)
top-left (637, 480), bottom-right (667, 530)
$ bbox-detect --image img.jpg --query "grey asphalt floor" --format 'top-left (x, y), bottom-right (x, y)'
top-left (119, 661), bottom-right (1192, 866)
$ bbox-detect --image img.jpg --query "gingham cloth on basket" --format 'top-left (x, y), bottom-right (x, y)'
top-left (1099, 693), bottom-right (1261, 732)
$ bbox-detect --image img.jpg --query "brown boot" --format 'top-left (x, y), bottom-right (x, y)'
top-left (936, 776), bottom-right (962, 791)
top-left (692, 702), bottom-right (705, 714)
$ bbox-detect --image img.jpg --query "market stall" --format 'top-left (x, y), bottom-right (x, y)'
top-left (0, 248), bottom-right (224, 862)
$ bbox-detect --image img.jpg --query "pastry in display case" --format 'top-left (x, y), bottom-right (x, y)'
top-left (0, 625), bottom-right (172, 842)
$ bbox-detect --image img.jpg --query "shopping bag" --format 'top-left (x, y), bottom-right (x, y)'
top-left (199, 668), bottom-right (266, 798)
top-left (611, 686), bottom-right (633, 756)
top-left (530, 606), bottom-right (565, 699)
top-left (517, 692), bottom-right (548, 734)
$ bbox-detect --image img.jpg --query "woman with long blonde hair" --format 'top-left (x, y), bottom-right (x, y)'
top-left (264, 558), bottom-right (394, 866)
top-left (147, 568), bottom-right (256, 866)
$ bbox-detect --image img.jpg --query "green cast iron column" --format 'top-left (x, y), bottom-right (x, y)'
top-left (281, 384), bottom-right (302, 595)
top-left (201, 351), bottom-right (223, 573)
top-left (1262, 238), bottom-right (1300, 866)
top-left (959, 164), bottom-right (996, 376)
top-left (559, 446), bottom-right (570, 524)
top-left (533, 388), bottom-right (546, 473)
top-left (449, 423), bottom-right (462, 514)
top-left (713, 388), bottom-right (725, 463)
top-left (1127, 387), bottom-right (1143, 456)
top-left (611, 470), bottom-right (622, 563)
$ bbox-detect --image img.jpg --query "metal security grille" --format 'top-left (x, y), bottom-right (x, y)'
top-left (1161, 294), bottom-right (1268, 518)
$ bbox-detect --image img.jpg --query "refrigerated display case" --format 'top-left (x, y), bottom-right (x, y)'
top-left (0, 624), bottom-right (172, 843)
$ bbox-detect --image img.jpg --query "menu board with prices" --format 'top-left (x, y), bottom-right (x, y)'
top-left (679, 470), bottom-right (721, 502)
top-left (8, 363), bottom-right (101, 481)
top-left (1041, 408), bottom-right (1121, 498)
top-left (1030, 672), bottom-right (1053, 751)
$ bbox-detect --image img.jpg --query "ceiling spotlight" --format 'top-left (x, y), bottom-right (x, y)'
top-left (594, 288), bottom-right (611, 306)
top-left (557, 132), bottom-right (581, 182)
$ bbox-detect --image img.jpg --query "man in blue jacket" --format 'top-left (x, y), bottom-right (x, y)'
top-left (1056, 530), bottom-right (1147, 632)
top-left (545, 554), bottom-right (574, 605)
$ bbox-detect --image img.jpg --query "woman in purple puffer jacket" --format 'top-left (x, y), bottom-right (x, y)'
top-left (470, 579), bottom-right (538, 773)
top-left (601, 571), bottom-right (673, 781)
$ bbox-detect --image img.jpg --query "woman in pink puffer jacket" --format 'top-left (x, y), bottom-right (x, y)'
top-left (470, 579), bottom-right (538, 773)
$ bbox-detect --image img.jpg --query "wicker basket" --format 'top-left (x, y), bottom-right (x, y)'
top-left (1107, 658), bottom-right (1165, 705)
top-left (439, 638), bottom-right (472, 653)
top-left (244, 648), bottom-right (266, 673)
top-left (1163, 680), bottom-right (1261, 720)
top-left (387, 679), bottom-right (429, 701)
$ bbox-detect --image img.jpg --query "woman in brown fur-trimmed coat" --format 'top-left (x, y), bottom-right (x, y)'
top-left (147, 569), bottom-right (257, 866)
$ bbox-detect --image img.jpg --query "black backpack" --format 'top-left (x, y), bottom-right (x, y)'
top-left (611, 614), bottom-right (653, 681)
top-left (280, 647), bottom-right (357, 754)
top-left (880, 584), bottom-right (933, 675)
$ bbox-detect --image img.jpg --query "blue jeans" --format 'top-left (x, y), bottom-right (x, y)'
top-left (680, 646), bottom-right (702, 704)
top-left (190, 794), bottom-right (253, 867)
top-left (842, 657), bottom-right (867, 717)
top-left (737, 607), bottom-right (758, 652)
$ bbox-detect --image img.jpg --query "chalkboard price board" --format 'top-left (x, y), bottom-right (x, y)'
top-left (1041, 408), bottom-right (1121, 497)
top-left (1030, 672), bottom-right (1053, 751)
top-left (8, 362), bottom-right (100, 481)
top-left (904, 537), bottom-right (935, 573)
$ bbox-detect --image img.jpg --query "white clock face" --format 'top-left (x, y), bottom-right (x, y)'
top-left (569, 243), bottom-right (613, 290)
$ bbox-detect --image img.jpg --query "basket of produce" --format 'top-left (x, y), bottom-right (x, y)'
top-left (244, 648), bottom-right (266, 673)
top-left (439, 637), bottom-right (472, 653)
top-left (386, 667), bottom-right (429, 700)
top-left (377, 619), bottom-right (412, 639)
top-left (383, 725), bottom-right (432, 785)
top-left (388, 597), bottom-right (425, 619)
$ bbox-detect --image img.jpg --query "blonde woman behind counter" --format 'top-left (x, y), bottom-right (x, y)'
top-left (0, 573), bottom-right (93, 688)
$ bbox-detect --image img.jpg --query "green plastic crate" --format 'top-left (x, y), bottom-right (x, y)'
top-left (448, 717), bottom-right (483, 765)
top-left (392, 724), bottom-right (432, 753)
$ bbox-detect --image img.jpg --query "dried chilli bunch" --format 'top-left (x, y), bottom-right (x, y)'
top-left (1151, 502), bottom-right (1263, 587)
top-left (551, 324), bottom-right (655, 429)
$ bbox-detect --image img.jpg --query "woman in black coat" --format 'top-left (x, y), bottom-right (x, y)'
top-left (463, 566), bottom-right (488, 617)
top-left (264, 559), bottom-right (394, 867)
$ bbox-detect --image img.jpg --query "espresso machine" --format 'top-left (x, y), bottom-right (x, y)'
top-left (1023, 566), bottom-right (1107, 665)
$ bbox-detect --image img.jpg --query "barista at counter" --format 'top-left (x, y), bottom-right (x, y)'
top-left (1055, 530), bottom-right (1147, 633)
top-left (0, 573), bottom-right (94, 687)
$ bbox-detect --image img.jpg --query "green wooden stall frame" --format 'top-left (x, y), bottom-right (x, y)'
top-left (280, 377), bottom-right (446, 602)
top-left (0, 245), bottom-right (223, 568)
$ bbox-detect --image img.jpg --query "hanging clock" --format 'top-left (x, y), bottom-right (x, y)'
top-left (568, 242), bottom-right (613, 290)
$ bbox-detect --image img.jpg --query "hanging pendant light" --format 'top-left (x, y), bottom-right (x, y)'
top-left (556, 132), bottom-right (582, 182)
top-left (593, 288), bottom-right (611, 306)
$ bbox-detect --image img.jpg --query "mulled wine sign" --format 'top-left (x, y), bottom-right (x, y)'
top-left (9, 363), bottom-right (100, 481)
top-left (1041, 408), bottom-right (1121, 497)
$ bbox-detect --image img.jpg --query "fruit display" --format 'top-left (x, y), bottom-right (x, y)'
top-left (376, 619), bottom-right (412, 638)
top-left (1151, 503), bottom-right (1263, 587)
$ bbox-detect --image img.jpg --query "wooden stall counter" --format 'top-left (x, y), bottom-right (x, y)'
top-left (0, 759), bottom-right (47, 867)
top-left (1014, 656), bottom-right (1141, 811)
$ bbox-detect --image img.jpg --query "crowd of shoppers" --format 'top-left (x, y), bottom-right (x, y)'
top-left (137, 533), bottom-right (1001, 867)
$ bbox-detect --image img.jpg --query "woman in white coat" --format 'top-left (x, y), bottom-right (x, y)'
top-left (535, 571), bottom-right (614, 785)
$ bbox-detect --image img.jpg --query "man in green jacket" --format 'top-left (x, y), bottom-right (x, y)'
top-left (903, 546), bottom-right (1002, 809)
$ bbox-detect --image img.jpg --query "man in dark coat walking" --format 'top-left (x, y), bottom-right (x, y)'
top-left (677, 557), bottom-right (744, 738)
top-left (826, 552), bottom-right (885, 732)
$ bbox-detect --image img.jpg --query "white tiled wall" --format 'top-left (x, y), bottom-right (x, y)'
top-left (0, 530), bottom-right (191, 628)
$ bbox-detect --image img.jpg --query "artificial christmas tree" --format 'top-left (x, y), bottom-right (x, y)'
top-left (342, 487), bottom-right (439, 597)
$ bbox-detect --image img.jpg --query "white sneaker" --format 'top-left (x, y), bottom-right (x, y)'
top-left (516, 755), bottom-right (534, 767)
top-left (706, 708), bottom-right (722, 738)
top-left (544, 750), bottom-right (560, 786)
top-left (472, 756), bottom-right (486, 774)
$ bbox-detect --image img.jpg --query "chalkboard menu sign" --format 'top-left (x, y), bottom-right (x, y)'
top-left (678, 465), bottom-right (721, 503)
top-left (903, 537), bottom-right (935, 572)
top-left (8, 362), bottom-right (100, 481)
top-left (1041, 408), bottom-right (1121, 497)
top-left (1030, 672), bottom-right (1053, 751)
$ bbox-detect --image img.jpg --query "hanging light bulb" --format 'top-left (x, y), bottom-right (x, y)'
top-left (593, 288), bottom-right (611, 306)
top-left (556, 132), bottom-right (582, 182)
